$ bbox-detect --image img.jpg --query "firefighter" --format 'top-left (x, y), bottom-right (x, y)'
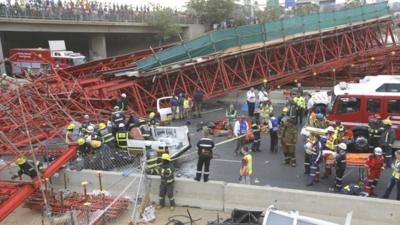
top-left (307, 135), bottom-right (323, 186)
top-left (80, 114), bottom-right (91, 135)
top-left (313, 113), bottom-right (329, 129)
top-left (293, 93), bottom-right (306, 125)
top-left (368, 114), bottom-right (384, 148)
top-left (341, 183), bottom-right (365, 196)
top-left (268, 113), bottom-right (279, 153)
top-left (98, 122), bottom-right (116, 149)
top-left (226, 104), bottom-right (238, 137)
top-left (90, 140), bottom-right (113, 170)
top-left (84, 125), bottom-right (95, 143)
top-left (380, 118), bottom-right (396, 166)
top-left (145, 142), bottom-right (160, 175)
top-left (259, 101), bottom-right (273, 126)
top-left (278, 107), bottom-right (289, 125)
top-left (111, 106), bottom-right (125, 134)
top-left (116, 123), bottom-right (128, 150)
top-left (335, 121), bottom-right (345, 142)
top-left (322, 126), bottom-right (337, 179)
top-left (364, 147), bottom-right (385, 196)
top-left (127, 115), bottom-right (140, 130)
top-left (65, 123), bottom-right (78, 145)
top-left (116, 93), bottom-right (128, 111)
top-left (233, 115), bottom-right (249, 156)
top-left (157, 153), bottom-right (176, 210)
top-left (278, 116), bottom-right (298, 167)
top-left (251, 122), bottom-right (261, 152)
top-left (76, 137), bottom-right (90, 169)
top-left (333, 143), bottom-right (347, 192)
top-left (195, 127), bottom-right (215, 182)
top-left (382, 150), bottom-right (400, 200)
top-left (11, 157), bottom-right (43, 180)
top-left (139, 120), bottom-right (152, 140)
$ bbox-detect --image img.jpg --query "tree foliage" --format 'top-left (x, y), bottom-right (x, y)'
top-left (255, 6), bottom-right (282, 23)
top-left (187, 0), bottom-right (236, 26)
top-left (146, 8), bottom-right (182, 44)
top-left (293, 4), bottom-right (320, 16)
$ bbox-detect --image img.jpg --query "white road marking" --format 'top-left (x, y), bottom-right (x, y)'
top-left (202, 107), bottom-right (224, 114)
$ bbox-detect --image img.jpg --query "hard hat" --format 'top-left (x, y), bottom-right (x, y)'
top-left (374, 114), bottom-right (381, 119)
top-left (118, 123), bottom-right (125, 128)
top-left (67, 123), bottom-right (75, 130)
top-left (145, 141), bottom-right (152, 147)
top-left (374, 147), bottom-right (383, 156)
top-left (327, 126), bottom-right (335, 133)
top-left (77, 138), bottom-right (85, 146)
top-left (263, 79), bottom-right (268, 83)
top-left (2, 73), bottom-right (6, 77)
top-left (114, 105), bottom-right (120, 110)
top-left (383, 119), bottom-right (392, 126)
top-left (15, 157), bottom-right (26, 165)
top-left (83, 115), bottom-right (89, 120)
top-left (304, 142), bottom-right (313, 150)
top-left (149, 112), bottom-right (156, 118)
top-left (161, 153), bottom-right (171, 161)
top-left (98, 123), bottom-right (106, 130)
top-left (121, 93), bottom-right (127, 98)
top-left (282, 107), bottom-right (289, 113)
top-left (86, 125), bottom-right (94, 133)
top-left (338, 143), bottom-right (347, 150)
top-left (316, 113), bottom-right (324, 120)
top-left (91, 140), bottom-right (102, 149)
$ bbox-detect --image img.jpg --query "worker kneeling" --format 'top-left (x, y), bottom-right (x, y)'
top-left (157, 153), bottom-right (176, 211)
top-left (12, 157), bottom-right (43, 180)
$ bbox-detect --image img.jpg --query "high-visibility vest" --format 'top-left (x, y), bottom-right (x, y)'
top-left (161, 165), bottom-right (175, 184)
top-left (116, 132), bottom-right (128, 148)
top-left (99, 129), bottom-right (114, 143)
top-left (240, 154), bottom-right (253, 176)
top-left (325, 134), bottom-right (337, 150)
top-left (392, 160), bottom-right (400, 180)
top-left (183, 99), bottom-right (190, 109)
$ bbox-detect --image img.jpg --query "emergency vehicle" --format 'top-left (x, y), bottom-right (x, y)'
top-left (8, 41), bottom-right (86, 76)
top-left (326, 75), bottom-right (400, 150)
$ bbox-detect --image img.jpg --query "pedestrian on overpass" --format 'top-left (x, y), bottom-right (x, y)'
top-left (239, 146), bottom-right (253, 185)
top-left (195, 127), bottom-right (215, 182)
top-left (246, 87), bottom-right (256, 117)
top-left (234, 115), bottom-right (249, 156)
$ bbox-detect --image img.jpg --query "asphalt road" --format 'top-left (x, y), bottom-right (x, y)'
top-left (170, 98), bottom-right (397, 200)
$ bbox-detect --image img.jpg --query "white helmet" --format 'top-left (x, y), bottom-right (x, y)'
top-left (114, 106), bottom-right (120, 110)
top-left (327, 126), bottom-right (335, 133)
top-left (374, 147), bottom-right (383, 156)
top-left (121, 93), bottom-right (127, 98)
top-left (338, 143), bottom-right (347, 150)
top-left (118, 123), bottom-right (125, 128)
top-left (304, 142), bottom-right (313, 150)
top-left (86, 125), bottom-right (94, 133)
top-left (2, 73), bottom-right (6, 77)
top-left (83, 114), bottom-right (89, 120)
top-left (145, 141), bottom-right (152, 147)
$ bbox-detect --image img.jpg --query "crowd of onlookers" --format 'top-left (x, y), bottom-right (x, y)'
top-left (0, 0), bottom-right (195, 23)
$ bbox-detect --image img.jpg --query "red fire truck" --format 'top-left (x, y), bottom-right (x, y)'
top-left (8, 42), bottom-right (86, 76)
top-left (326, 75), bottom-right (400, 150)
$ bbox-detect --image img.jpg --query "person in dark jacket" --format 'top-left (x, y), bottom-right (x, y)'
top-left (380, 119), bottom-right (396, 166)
top-left (193, 88), bottom-right (204, 118)
top-left (195, 127), bottom-right (215, 182)
top-left (157, 153), bottom-right (176, 211)
top-left (116, 93), bottom-right (128, 111)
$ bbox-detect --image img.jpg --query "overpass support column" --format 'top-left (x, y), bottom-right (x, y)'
top-left (0, 33), bottom-right (5, 74)
top-left (89, 34), bottom-right (107, 61)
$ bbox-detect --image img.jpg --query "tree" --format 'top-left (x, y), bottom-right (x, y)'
top-left (146, 8), bottom-right (182, 45)
top-left (187, 0), bottom-right (235, 26)
top-left (293, 3), bottom-right (320, 16)
top-left (255, 6), bottom-right (282, 23)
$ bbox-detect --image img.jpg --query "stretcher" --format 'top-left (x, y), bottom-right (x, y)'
top-left (326, 153), bottom-right (369, 181)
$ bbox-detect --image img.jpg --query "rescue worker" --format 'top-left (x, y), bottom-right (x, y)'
top-left (307, 135), bottom-right (323, 186)
top-left (178, 93), bottom-right (185, 120)
top-left (226, 104), bottom-right (238, 137)
top-left (145, 142), bottom-right (160, 175)
top-left (278, 107), bottom-right (289, 125)
top-left (80, 114), bottom-right (91, 135)
top-left (364, 147), bottom-right (385, 196)
top-left (380, 118), bottom-right (396, 166)
top-left (12, 157), bottom-right (43, 180)
top-left (259, 101), bottom-right (273, 126)
top-left (251, 122), bottom-right (261, 152)
top-left (139, 120), bottom-right (152, 140)
top-left (183, 96), bottom-right (192, 120)
top-left (111, 106), bottom-right (125, 134)
top-left (268, 113), bottom-right (279, 153)
top-left (239, 146), bottom-right (253, 185)
top-left (322, 126), bottom-right (337, 179)
top-left (170, 94), bottom-right (180, 120)
top-left (341, 183), bottom-right (364, 196)
top-left (293, 93), bottom-right (306, 125)
top-left (193, 88), bottom-right (204, 118)
top-left (65, 123), bottom-right (78, 145)
top-left (278, 116), bottom-right (298, 167)
top-left (127, 115), bottom-right (140, 130)
top-left (90, 140), bottom-right (113, 170)
top-left (368, 114), bottom-right (384, 148)
top-left (246, 87), bottom-right (256, 117)
top-left (195, 127), bottom-right (215, 182)
top-left (157, 153), bottom-right (176, 210)
top-left (334, 121), bottom-right (345, 142)
top-left (304, 134), bottom-right (317, 174)
top-left (84, 125), bottom-right (95, 143)
top-left (98, 122), bottom-right (116, 148)
top-left (116, 123), bottom-right (128, 150)
top-left (258, 86), bottom-right (269, 105)
top-left (313, 113), bottom-right (329, 129)
top-left (76, 137), bottom-right (90, 169)
top-left (333, 143), bottom-right (347, 192)
top-left (116, 93), bottom-right (128, 111)
top-left (148, 112), bottom-right (160, 126)
top-left (382, 150), bottom-right (400, 200)
top-left (233, 115), bottom-right (249, 156)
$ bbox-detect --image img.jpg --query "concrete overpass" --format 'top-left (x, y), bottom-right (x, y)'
top-left (0, 17), bottom-right (205, 73)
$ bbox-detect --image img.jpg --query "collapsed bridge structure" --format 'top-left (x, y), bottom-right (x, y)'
top-left (0, 2), bottom-right (400, 223)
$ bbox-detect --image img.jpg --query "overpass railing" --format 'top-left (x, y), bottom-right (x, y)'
top-left (0, 4), bottom-right (197, 24)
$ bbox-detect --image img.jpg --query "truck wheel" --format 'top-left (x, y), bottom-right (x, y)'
top-left (353, 131), bottom-right (369, 153)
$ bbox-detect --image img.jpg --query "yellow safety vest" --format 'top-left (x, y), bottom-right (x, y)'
top-left (326, 134), bottom-right (337, 150)
top-left (392, 160), bottom-right (400, 179)
top-left (241, 154), bottom-right (253, 176)
top-left (183, 99), bottom-right (190, 109)
top-left (116, 132), bottom-right (128, 148)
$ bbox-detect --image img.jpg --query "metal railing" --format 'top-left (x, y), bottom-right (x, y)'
top-left (0, 5), bottom-right (197, 24)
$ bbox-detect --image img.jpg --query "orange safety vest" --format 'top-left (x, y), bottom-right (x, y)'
top-left (240, 154), bottom-right (253, 176)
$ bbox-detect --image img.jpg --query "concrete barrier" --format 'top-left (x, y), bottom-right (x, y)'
top-left (224, 183), bottom-right (400, 225)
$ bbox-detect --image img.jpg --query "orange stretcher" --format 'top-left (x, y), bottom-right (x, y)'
top-left (326, 153), bottom-right (369, 166)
